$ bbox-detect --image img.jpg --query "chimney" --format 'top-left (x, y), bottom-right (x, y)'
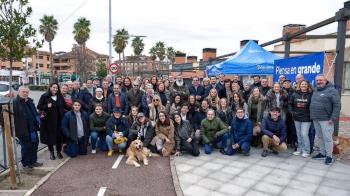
top-left (240, 40), bottom-right (259, 48)
top-left (175, 52), bottom-right (186, 64)
top-left (187, 56), bottom-right (197, 63)
top-left (203, 48), bottom-right (216, 61)
top-left (282, 24), bottom-right (306, 43)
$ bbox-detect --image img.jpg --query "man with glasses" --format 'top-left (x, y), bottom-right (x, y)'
top-left (127, 80), bottom-right (144, 112)
top-left (189, 76), bottom-right (205, 102)
top-left (107, 84), bottom-right (129, 115)
top-left (226, 108), bottom-right (253, 156)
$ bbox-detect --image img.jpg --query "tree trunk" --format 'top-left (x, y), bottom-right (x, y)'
top-left (122, 51), bottom-right (126, 75)
top-left (49, 41), bottom-right (54, 83)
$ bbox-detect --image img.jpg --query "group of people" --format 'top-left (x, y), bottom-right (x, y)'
top-left (13, 72), bottom-right (341, 170)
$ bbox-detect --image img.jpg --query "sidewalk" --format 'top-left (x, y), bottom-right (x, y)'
top-left (174, 148), bottom-right (350, 196)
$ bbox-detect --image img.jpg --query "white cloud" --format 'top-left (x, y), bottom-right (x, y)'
top-left (29, 0), bottom-right (344, 61)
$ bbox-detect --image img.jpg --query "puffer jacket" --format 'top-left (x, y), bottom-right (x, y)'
top-left (310, 82), bottom-right (341, 121)
top-left (261, 115), bottom-right (286, 144)
top-left (230, 117), bottom-right (253, 145)
top-left (175, 120), bottom-right (194, 150)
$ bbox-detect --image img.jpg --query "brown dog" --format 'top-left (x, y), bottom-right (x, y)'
top-left (126, 140), bottom-right (150, 167)
top-left (333, 136), bottom-right (350, 159)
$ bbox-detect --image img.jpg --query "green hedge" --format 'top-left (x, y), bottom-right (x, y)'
top-left (28, 85), bottom-right (48, 91)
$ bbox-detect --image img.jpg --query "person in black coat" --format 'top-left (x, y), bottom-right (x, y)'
top-left (174, 112), bottom-right (199, 156)
top-left (13, 86), bottom-right (42, 169)
top-left (61, 100), bottom-right (90, 158)
top-left (37, 83), bottom-right (65, 160)
top-left (127, 80), bottom-right (144, 111)
top-left (189, 76), bottom-right (205, 102)
top-left (128, 113), bottom-right (156, 152)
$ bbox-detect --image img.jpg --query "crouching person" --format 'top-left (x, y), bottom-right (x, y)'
top-left (201, 109), bottom-right (229, 155)
top-left (226, 108), bottom-right (253, 156)
top-left (173, 112), bottom-right (200, 157)
top-left (128, 112), bottom-right (156, 152)
top-left (150, 111), bottom-right (175, 157)
top-left (261, 107), bottom-right (287, 157)
top-left (89, 104), bottom-right (110, 154)
top-left (106, 107), bottom-right (129, 156)
top-left (62, 100), bottom-right (89, 157)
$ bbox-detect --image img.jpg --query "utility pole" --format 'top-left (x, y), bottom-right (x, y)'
top-left (108, 0), bottom-right (112, 71)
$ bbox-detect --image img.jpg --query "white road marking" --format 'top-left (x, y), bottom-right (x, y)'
top-left (97, 187), bottom-right (107, 196)
top-left (112, 155), bottom-right (124, 169)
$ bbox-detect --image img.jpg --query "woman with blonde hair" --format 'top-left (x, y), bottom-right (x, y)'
top-left (216, 98), bottom-right (234, 127)
top-left (247, 87), bottom-right (266, 146)
top-left (207, 88), bottom-right (220, 111)
top-left (147, 94), bottom-right (166, 126)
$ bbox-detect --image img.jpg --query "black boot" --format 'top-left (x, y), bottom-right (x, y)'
top-left (57, 151), bottom-right (63, 159)
top-left (50, 151), bottom-right (56, 160)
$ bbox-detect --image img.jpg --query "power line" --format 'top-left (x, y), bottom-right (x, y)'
top-left (59, 0), bottom-right (90, 26)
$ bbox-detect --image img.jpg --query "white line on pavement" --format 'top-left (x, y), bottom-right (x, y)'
top-left (97, 187), bottom-right (107, 196)
top-left (112, 155), bottom-right (124, 169)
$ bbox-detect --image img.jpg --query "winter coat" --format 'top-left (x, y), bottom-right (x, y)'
top-left (265, 89), bottom-right (288, 114)
top-left (157, 91), bottom-right (168, 107)
top-left (189, 85), bottom-right (205, 101)
top-left (230, 117), bottom-right (253, 145)
top-left (129, 120), bottom-right (155, 147)
top-left (175, 120), bottom-right (194, 151)
top-left (171, 83), bottom-right (190, 102)
top-left (261, 115), bottom-right (287, 144)
top-left (107, 93), bottom-right (128, 115)
top-left (193, 109), bottom-right (207, 130)
top-left (61, 110), bottom-right (89, 144)
top-left (89, 112), bottom-right (110, 132)
top-left (105, 116), bottom-right (129, 137)
top-left (216, 108), bottom-right (234, 126)
top-left (247, 95), bottom-right (266, 124)
top-left (78, 88), bottom-right (95, 112)
top-left (90, 96), bottom-right (107, 114)
top-left (127, 89), bottom-right (144, 110)
top-left (310, 82), bottom-right (341, 121)
top-left (151, 120), bottom-right (175, 156)
top-left (201, 117), bottom-right (228, 144)
top-left (259, 86), bottom-right (271, 96)
top-left (141, 94), bottom-right (154, 114)
top-left (13, 96), bottom-right (40, 138)
top-left (37, 92), bottom-right (65, 145)
top-left (288, 90), bottom-right (312, 122)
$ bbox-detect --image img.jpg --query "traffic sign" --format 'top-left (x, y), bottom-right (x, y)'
top-left (109, 63), bottom-right (121, 74)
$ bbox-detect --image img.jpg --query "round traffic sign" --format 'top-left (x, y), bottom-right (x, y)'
top-left (109, 63), bottom-right (121, 74)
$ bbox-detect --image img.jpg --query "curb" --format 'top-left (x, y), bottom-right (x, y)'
top-left (23, 157), bottom-right (70, 196)
top-left (170, 156), bottom-right (184, 196)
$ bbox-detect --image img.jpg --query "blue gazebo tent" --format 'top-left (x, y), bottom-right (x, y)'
top-left (207, 40), bottom-right (281, 76)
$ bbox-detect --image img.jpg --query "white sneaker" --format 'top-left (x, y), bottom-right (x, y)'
top-left (293, 151), bottom-right (301, 156)
top-left (301, 153), bottom-right (310, 158)
top-left (91, 149), bottom-right (96, 154)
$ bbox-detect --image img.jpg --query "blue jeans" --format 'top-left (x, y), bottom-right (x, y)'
top-left (226, 141), bottom-right (250, 156)
top-left (19, 136), bottom-right (38, 166)
top-left (64, 137), bottom-right (87, 158)
top-left (204, 133), bottom-right (228, 154)
top-left (90, 131), bottom-right (108, 151)
top-left (309, 123), bottom-right (316, 153)
top-left (294, 121), bottom-right (311, 154)
top-left (106, 135), bottom-right (127, 151)
top-left (313, 120), bottom-right (334, 158)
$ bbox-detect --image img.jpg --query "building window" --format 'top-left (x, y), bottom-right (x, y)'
top-left (345, 63), bottom-right (350, 90)
top-left (47, 64), bottom-right (50, 68)
top-left (39, 55), bottom-right (43, 59)
top-left (39, 64), bottom-right (44, 68)
top-left (47, 56), bottom-right (50, 61)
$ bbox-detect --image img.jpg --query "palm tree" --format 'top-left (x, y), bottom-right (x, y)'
top-left (166, 46), bottom-right (176, 64)
top-left (39, 15), bottom-right (58, 83)
top-left (72, 17), bottom-right (90, 81)
top-left (149, 46), bottom-right (157, 73)
top-left (155, 41), bottom-right (166, 61)
top-left (112, 28), bottom-right (129, 74)
top-left (131, 37), bottom-right (144, 76)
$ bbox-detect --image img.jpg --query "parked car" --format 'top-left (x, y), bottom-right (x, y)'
top-left (0, 81), bottom-right (18, 103)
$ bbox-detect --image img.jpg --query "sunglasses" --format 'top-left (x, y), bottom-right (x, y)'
top-left (154, 99), bottom-right (160, 101)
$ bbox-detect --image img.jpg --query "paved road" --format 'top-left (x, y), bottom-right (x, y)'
top-left (32, 152), bottom-right (176, 196)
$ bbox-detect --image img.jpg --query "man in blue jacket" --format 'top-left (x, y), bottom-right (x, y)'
top-left (105, 107), bottom-right (129, 156)
top-left (107, 84), bottom-right (128, 115)
top-left (261, 107), bottom-right (287, 157)
top-left (226, 108), bottom-right (253, 156)
top-left (189, 76), bottom-right (205, 102)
